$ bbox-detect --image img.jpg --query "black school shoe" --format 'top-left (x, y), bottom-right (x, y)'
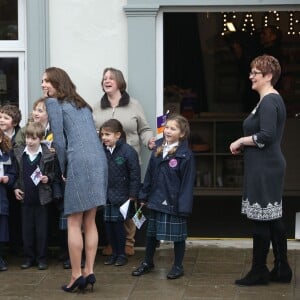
top-left (132, 262), bottom-right (154, 276)
top-left (115, 255), bottom-right (128, 266)
top-left (167, 265), bottom-right (184, 279)
top-left (0, 257), bottom-right (8, 271)
top-left (38, 261), bottom-right (48, 270)
top-left (104, 255), bottom-right (117, 265)
top-left (20, 260), bottom-right (35, 269)
top-left (63, 258), bottom-right (85, 269)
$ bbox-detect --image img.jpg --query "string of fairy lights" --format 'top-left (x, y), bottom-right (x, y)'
top-left (221, 11), bottom-right (299, 36)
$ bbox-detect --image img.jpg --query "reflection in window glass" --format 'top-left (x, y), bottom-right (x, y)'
top-left (0, 0), bottom-right (18, 40)
top-left (0, 58), bottom-right (19, 105)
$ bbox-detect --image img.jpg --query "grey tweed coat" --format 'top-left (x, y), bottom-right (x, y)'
top-left (46, 98), bottom-right (107, 215)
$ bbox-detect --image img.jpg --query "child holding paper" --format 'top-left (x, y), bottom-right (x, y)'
top-left (99, 119), bottom-right (141, 266)
top-left (132, 114), bottom-right (196, 279)
top-left (0, 129), bottom-right (17, 271)
top-left (13, 122), bottom-right (55, 270)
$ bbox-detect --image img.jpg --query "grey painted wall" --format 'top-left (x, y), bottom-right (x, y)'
top-left (27, 0), bottom-right (48, 110)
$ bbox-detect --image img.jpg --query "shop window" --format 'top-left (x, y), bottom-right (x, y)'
top-left (163, 11), bottom-right (300, 116)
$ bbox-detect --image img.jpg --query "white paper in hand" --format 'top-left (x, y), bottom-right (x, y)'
top-left (31, 166), bottom-right (42, 186)
top-left (0, 163), bottom-right (4, 177)
top-left (132, 208), bottom-right (146, 229)
top-left (120, 199), bottom-right (130, 219)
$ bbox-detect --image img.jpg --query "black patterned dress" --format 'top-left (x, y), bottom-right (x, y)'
top-left (241, 93), bottom-right (286, 220)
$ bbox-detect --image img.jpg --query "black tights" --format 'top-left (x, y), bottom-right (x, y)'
top-left (251, 218), bottom-right (288, 266)
top-left (252, 218), bottom-right (286, 241)
top-left (144, 237), bottom-right (185, 267)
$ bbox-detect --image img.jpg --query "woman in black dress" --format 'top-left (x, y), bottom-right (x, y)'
top-left (230, 55), bottom-right (292, 286)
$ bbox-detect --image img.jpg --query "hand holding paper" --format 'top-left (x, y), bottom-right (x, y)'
top-left (30, 166), bottom-right (42, 186)
top-left (132, 207), bottom-right (146, 229)
top-left (120, 199), bottom-right (131, 220)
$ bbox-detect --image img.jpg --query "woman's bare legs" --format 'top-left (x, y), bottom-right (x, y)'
top-left (82, 208), bottom-right (98, 276)
top-left (67, 212), bottom-right (84, 286)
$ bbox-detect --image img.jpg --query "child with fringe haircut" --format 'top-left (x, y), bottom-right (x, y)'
top-left (99, 119), bottom-right (141, 267)
top-left (13, 122), bottom-right (55, 270)
top-left (132, 114), bottom-right (196, 279)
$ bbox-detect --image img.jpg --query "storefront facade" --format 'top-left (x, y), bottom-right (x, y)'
top-left (1, 0), bottom-right (299, 126)
top-left (1, 0), bottom-right (300, 238)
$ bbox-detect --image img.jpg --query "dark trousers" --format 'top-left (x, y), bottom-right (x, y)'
top-left (105, 221), bottom-right (126, 256)
top-left (8, 191), bottom-right (22, 252)
top-left (21, 204), bottom-right (48, 263)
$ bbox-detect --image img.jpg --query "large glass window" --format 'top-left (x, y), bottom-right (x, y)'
top-left (0, 57), bottom-right (19, 105)
top-left (0, 0), bottom-right (18, 40)
top-left (0, 0), bottom-right (26, 124)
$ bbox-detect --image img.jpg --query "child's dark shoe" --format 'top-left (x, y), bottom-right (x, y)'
top-left (63, 258), bottom-right (71, 269)
top-left (0, 257), bottom-right (8, 271)
top-left (38, 262), bottom-right (48, 270)
top-left (167, 265), bottom-right (184, 279)
top-left (115, 255), bottom-right (128, 266)
top-left (104, 255), bottom-right (117, 265)
top-left (132, 262), bottom-right (154, 276)
top-left (20, 260), bottom-right (35, 269)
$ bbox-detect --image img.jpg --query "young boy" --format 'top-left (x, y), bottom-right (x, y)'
top-left (13, 122), bottom-right (55, 270)
top-left (0, 104), bottom-right (22, 144)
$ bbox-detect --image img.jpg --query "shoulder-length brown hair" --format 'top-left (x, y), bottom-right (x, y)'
top-left (0, 129), bottom-right (12, 153)
top-left (44, 67), bottom-right (92, 111)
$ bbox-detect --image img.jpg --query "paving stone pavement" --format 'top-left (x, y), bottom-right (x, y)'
top-left (0, 239), bottom-right (299, 299)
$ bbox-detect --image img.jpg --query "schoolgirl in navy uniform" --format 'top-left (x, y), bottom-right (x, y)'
top-left (132, 114), bottom-right (196, 279)
top-left (99, 119), bottom-right (141, 267)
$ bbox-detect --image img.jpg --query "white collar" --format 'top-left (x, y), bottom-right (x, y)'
top-left (4, 128), bottom-right (15, 140)
top-left (107, 145), bottom-right (115, 154)
top-left (164, 141), bottom-right (179, 149)
top-left (24, 145), bottom-right (42, 161)
top-left (163, 141), bottom-right (179, 158)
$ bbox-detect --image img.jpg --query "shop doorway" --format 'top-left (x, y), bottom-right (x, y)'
top-left (162, 10), bottom-right (300, 238)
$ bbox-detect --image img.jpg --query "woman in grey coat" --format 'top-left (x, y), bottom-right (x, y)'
top-left (42, 67), bottom-right (107, 292)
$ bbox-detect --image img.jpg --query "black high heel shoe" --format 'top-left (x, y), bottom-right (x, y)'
top-left (61, 275), bottom-right (85, 292)
top-left (84, 274), bottom-right (96, 291)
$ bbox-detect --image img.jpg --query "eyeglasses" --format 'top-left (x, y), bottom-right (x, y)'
top-left (249, 71), bottom-right (263, 77)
